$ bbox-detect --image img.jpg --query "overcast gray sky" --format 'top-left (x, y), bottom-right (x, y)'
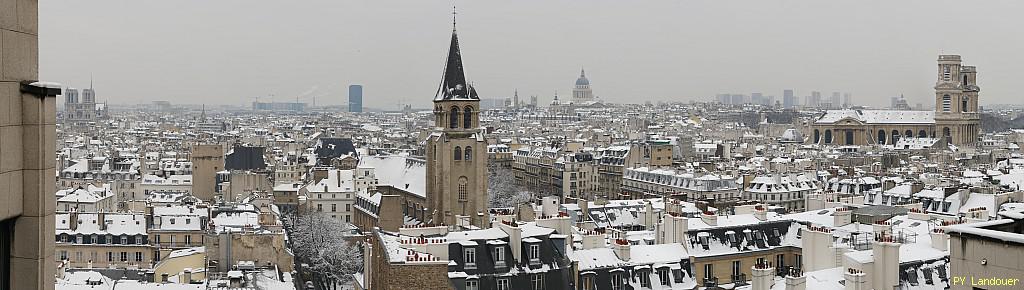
top-left (40, 0), bottom-right (1024, 109)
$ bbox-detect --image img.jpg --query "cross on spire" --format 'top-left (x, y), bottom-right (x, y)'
top-left (452, 4), bottom-right (457, 31)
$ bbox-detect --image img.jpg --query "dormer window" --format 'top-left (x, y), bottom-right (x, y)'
top-left (529, 244), bottom-right (540, 262)
top-left (464, 247), bottom-right (476, 269)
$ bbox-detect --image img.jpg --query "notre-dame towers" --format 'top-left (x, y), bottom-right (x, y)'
top-left (933, 55), bottom-right (981, 145)
top-left (425, 27), bottom-right (489, 228)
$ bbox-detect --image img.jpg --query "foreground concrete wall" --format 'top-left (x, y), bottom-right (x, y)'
top-left (2, 0), bottom-right (57, 289)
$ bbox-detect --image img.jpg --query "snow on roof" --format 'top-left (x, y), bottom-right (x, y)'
top-left (815, 110), bottom-right (935, 125)
top-left (359, 155), bottom-right (426, 198)
top-left (56, 213), bottom-right (146, 236)
top-left (166, 247), bottom-right (205, 259)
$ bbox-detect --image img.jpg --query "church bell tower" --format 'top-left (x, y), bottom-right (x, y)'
top-left (425, 20), bottom-right (489, 228)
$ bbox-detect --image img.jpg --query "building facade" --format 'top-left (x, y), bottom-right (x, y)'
top-left (571, 69), bottom-right (594, 104)
top-left (810, 55), bottom-right (981, 146)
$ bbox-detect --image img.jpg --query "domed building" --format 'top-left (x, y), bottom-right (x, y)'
top-left (571, 68), bottom-right (594, 104)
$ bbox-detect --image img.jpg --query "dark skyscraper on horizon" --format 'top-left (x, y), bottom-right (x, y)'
top-left (348, 84), bottom-right (363, 112)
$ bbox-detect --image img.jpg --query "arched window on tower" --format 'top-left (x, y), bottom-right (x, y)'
top-left (943, 127), bottom-right (952, 143)
top-left (824, 130), bottom-right (833, 144)
top-left (942, 95), bottom-right (952, 112)
top-left (463, 106), bottom-right (473, 129)
top-left (877, 130), bottom-right (886, 145)
top-left (464, 146), bottom-right (473, 161)
top-left (454, 146), bottom-right (462, 161)
top-left (943, 65), bottom-right (951, 81)
top-left (962, 96), bottom-right (969, 112)
top-left (963, 74), bottom-right (969, 86)
top-left (458, 177), bottom-right (468, 201)
top-left (450, 106), bottom-right (460, 129)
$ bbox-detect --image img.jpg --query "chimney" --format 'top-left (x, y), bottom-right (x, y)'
top-left (541, 196), bottom-right (559, 217)
top-left (577, 198), bottom-right (590, 221)
top-left (751, 261), bottom-right (775, 290)
top-left (97, 211), bottom-right (107, 231)
top-left (871, 235), bottom-right (901, 290)
top-left (784, 270), bottom-right (806, 290)
top-left (872, 220), bottom-right (892, 235)
top-left (612, 239), bottom-right (631, 261)
top-left (833, 207), bottom-right (852, 227)
top-left (753, 204), bottom-right (767, 222)
top-left (181, 268), bottom-right (192, 284)
top-left (843, 268), bottom-right (867, 290)
top-left (910, 182), bottom-right (924, 194)
top-left (69, 210), bottom-right (79, 231)
top-left (659, 213), bottom-right (688, 244)
top-left (497, 221), bottom-right (523, 263)
top-left (581, 231), bottom-right (604, 250)
top-left (642, 201), bottom-right (656, 229)
top-left (701, 211), bottom-right (717, 226)
top-left (930, 228), bottom-right (948, 251)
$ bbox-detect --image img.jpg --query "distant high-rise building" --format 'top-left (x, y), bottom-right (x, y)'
top-left (783, 89), bottom-right (796, 108)
top-left (809, 91), bottom-right (822, 108)
top-left (530, 95), bottom-right (538, 107)
top-left (731, 94), bottom-right (745, 105)
top-left (717, 93), bottom-right (731, 104)
top-left (831, 92), bottom-right (841, 109)
top-left (842, 93), bottom-right (852, 108)
top-left (348, 84), bottom-right (363, 112)
top-left (751, 92), bottom-right (764, 105)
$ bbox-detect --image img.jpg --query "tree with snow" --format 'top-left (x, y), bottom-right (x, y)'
top-left (287, 211), bottom-right (362, 287)
top-left (487, 164), bottom-right (533, 208)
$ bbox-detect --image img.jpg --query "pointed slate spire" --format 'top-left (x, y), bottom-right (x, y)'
top-left (434, 17), bottom-right (477, 101)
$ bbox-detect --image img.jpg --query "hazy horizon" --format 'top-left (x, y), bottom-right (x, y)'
top-left (40, 0), bottom-right (1024, 109)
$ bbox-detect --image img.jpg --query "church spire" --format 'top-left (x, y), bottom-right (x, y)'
top-left (434, 8), bottom-right (478, 101)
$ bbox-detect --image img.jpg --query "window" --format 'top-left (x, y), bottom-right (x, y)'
top-left (529, 244), bottom-right (540, 262)
top-left (169, 236), bottom-right (175, 247)
top-left (776, 254), bottom-right (785, 268)
top-left (582, 275), bottom-right (595, 290)
top-left (120, 235), bottom-right (127, 244)
top-left (463, 106), bottom-right (473, 129)
top-left (59, 250), bottom-right (68, 261)
top-left (107, 252), bottom-right (113, 262)
top-left (658, 268), bottom-right (671, 286)
top-left (531, 274), bottom-right (545, 290)
top-left (497, 278), bottom-right (510, 290)
top-left (942, 95), bottom-right (952, 112)
top-left (732, 261), bottom-right (741, 277)
top-left (943, 65), bottom-right (951, 81)
top-left (120, 251), bottom-right (127, 262)
top-left (704, 264), bottom-right (714, 280)
top-left (135, 252), bottom-right (143, 262)
top-left (331, 204), bottom-right (337, 212)
top-left (464, 248), bottom-right (476, 268)
top-left (795, 254), bottom-right (802, 269)
top-left (185, 235), bottom-right (192, 245)
top-left (75, 251), bottom-right (81, 262)
top-left (611, 273), bottom-right (624, 290)
top-left (317, 204), bottom-right (323, 212)
top-left (170, 218), bottom-right (175, 225)
top-left (464, 146), bottom-right (473, 161)
top-left (639, 271), bottom-right (651, 288)
top-left (154, 235), bottom-right (161, 244)
top-left (454, 146), bottom-right (462, 160)
top-left (962, 96), bottom-right (969, 112)
top-left (493, 247), bottom-right (505, 266)
top-left (465, 280), bottom-right (478, 290)
top-left (458, 177), bottom-right (468, 201)
top-left (450, 107), bottom-right (460, 129)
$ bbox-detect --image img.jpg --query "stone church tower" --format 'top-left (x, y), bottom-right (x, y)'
top-left (425, 25), bottom-right (489, 228)
top-left (933, 55), bottom-right (981, 145)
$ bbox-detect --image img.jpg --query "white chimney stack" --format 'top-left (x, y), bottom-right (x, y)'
top-left (701, 211), bottom-right (718, 226)
top-left (844, 268), bottom-right (867, 290)
top-left (784, 270), bottom-right (806, 290)
top-left (833, 207), bottom-right (852, 227)
top-left (751, 261), bottom-right (775, 290)
top-left (612, 239), bottom-right (631, 261)
top-left (930, 228), bottom-right (948, 251)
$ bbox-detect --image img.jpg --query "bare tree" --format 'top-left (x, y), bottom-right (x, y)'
top-left (288, 211), bottom-right (362, 285)
top-left (487, 164), bottom-right (532, 208)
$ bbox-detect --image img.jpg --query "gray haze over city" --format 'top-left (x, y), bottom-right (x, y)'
top-left (40, 0), bottom-right (1024, 109)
